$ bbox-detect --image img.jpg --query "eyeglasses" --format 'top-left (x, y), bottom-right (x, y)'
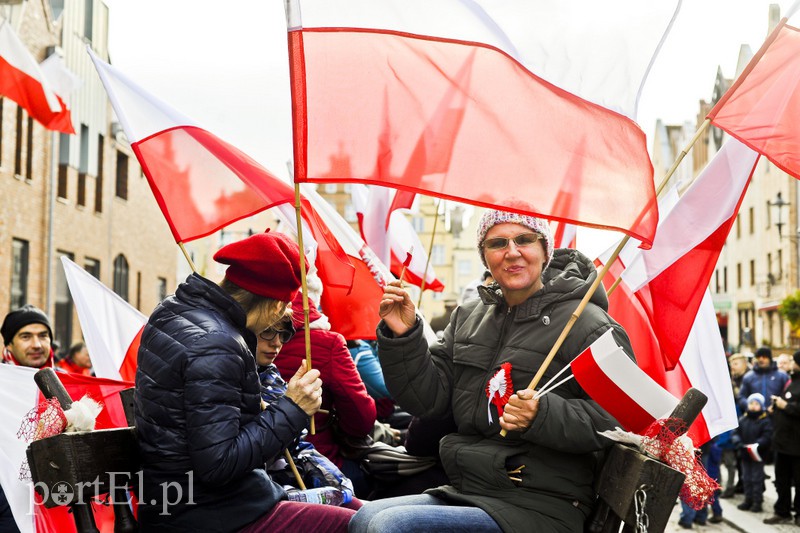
top-left (482, 232), bottom-right (542, 251)
top-left (259, 322), bottom-right (295, 343)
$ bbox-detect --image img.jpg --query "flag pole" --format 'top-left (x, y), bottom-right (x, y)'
top-left (293, 182), bottom-right (316, 435)
top-left (604, 119), bottom-right (712, 299)
top-left (178, 242), bottom-right (197, 273)
top-left (499, 118), bottom-right (710, 437)
top-left (417, 198), bottom-right (442, 309)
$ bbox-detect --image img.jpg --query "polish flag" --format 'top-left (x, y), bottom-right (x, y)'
top-left (287, 0), bottom-right (682, 247)
top-left (571, 329), bottom-right (680, 434)
top-left (276, 185), bottom-right (389, 340)
top-left (0, 366), bottom-right (132, 533)
top-left (618, 139), bottom-right (758, 368)
top-left (90, 49), bottom-right (353, 289)
top-left (707, 3), bottom-right (800, 179)
top-left (351, 185), bottom-right (444, 292)
top-left (39, 54), bottom-right (81, 135)
top-left (0, 20), bottom-right (68, 133)
top-left (61, 257), bottom-right (146, 382)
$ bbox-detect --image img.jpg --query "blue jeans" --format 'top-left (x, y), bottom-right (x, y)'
top-left (348, 494), bottom-right (502, 533)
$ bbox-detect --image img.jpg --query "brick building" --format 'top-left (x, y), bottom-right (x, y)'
top-left (0, 0), bottom-right (176, 353)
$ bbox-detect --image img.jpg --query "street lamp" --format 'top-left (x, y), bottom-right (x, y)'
top-left (769, 191), bottom-right (790, 238)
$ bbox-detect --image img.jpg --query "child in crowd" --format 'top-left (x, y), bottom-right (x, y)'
top-left (736, 393), bottom-right (774, 513)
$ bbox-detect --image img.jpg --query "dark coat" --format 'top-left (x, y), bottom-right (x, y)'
top-left (737, 410), bottom-right (774, 463)
top-left (772, 370), bottom-right (800, 456)
top-left (738, 362), bottom-right (789, 413)
top-left (377, 249), bottom-right (632, 533)
top-left (135, 273), bottom-right (309, 532)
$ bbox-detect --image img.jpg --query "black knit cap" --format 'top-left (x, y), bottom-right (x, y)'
top-left (754, 346), bottom-right (772, 360)
top-left (1, 305), bottom-right (52, 345)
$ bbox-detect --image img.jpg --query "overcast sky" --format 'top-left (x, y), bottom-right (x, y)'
top-left (102, 0), bottom-right (798, 185)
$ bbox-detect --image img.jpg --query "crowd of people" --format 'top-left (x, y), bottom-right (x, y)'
top-left (677, 346), bottom-right (800, 529)
top-left (2, 207), bottom-right (800, 532)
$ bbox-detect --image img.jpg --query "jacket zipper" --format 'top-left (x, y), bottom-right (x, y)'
top-left (477, 305), bottom-right (515, 430)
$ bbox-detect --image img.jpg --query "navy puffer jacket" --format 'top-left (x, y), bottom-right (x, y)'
top-left (135, 273), bottom-right (309, 532)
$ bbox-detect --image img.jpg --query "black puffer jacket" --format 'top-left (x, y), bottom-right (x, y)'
top-left (772, 370), bottom-right (800, 457)
top-left (135, 273), bottom-right (309, 532)
top-left (377, 249), bottom-right (633, 533)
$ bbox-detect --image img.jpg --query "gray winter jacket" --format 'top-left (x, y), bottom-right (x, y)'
top-left (377, 249), bottom-right (634, 533)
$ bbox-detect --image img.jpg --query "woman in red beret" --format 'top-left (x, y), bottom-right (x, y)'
top-left (134, 230), bottom-right (355, 532)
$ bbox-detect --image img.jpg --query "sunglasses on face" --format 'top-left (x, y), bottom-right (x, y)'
top-left (482, 232), bottom-right (542, 251)
top-left (259, 321), bottom-right (295, 343)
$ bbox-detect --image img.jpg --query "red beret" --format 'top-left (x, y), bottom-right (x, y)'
top-left (213, 231), bottom-right (302, 302)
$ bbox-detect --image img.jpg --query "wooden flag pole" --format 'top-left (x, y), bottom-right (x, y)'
top-left (178, 242), bottom-right (197, 273)
top-left (499, 118), bottom-right (710, 437)
top-left (293, 182), bottom-right (316, 435)
top-left (417, 198), bottom-right (442, 309)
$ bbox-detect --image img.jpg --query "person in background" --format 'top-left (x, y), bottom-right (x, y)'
top-left (764, 350), bottom-right (800, 526)
top-left (776, 353), bottom-right (793, 375)
top-left (351, 206), bottom-right (634, 533)
top-left (135, 231), bottom-right (354, 532)
top-left (720, 352), bottom-right (749, 499)
top-left (347, 339), bottom-right (392, 401)
top-left (275, 292), bottom-right (377, 498)
top-left (737, 393), bottom-right (774, 514)
top-left (1, 305), bottom-right (55, 368)
top-left (57, 341), bottom-right (93, 376)
top-left (738, 347), bottom-right (789, 414)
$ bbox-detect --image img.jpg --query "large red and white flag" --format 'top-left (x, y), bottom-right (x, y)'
top-left (0, 366), bottom-right (132, 533)
top-left (707, 3), bottom-right (800, 179)
top-left (61, 257), bottom-right (146, 382)
top-left (571, 329), bottom-right (680, 435)
top-left (90, 49), bottom-right (353, 289)
top-left (286, 0), bottom-right (682, 247)
top-left (618, 139), bottom-right (758, 368)
top-left (39, 54), bottom-right (81, 135)
top-left (0, 20), bottom-right (69, 133)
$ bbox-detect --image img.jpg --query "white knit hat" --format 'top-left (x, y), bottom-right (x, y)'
top-left (477, 207), bottom-right (553, 269)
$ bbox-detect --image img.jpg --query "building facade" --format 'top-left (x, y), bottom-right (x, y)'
top-left (1, 0), bottom-right (176, 353)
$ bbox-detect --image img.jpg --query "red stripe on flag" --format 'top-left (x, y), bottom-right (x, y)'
top-left (571, 349), bottom-right (658, 434)
top-left (119, 326), bottom-right (144, 382)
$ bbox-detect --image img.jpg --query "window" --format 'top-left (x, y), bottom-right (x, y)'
top-left (95, 134), bottom-right (104, 212)
top-left (766, 200), bottom-right (772, 229)
top-left (431, 244), bottom-right (445, 265)
top-left (115, 151), bottom-right (128, 200)
top-left (735, 214), bottom-right (741, 239)
top-left (411, 217), bottom-right (424, 233)
top-left (750, 259), bottom-right (755, 286)
top-left (736, 263), bottom-right (742, 289)
top-left (749, 207), bottom-right (754, 235)
top-left (10, 239), bottom-right (29, 310)
top-left (723, 266), bottom-right (728, 292)
top-left (113, 254), bottom-right (129, 301)
top-left (778, 249), bottom-right (783, 279)
top-left (84, 257), bottom-right (100, 279)
top-left (14, 106), bottom-right (23, 176)
top-left (157, 277), bottom-right (168, 301)
top-left (77, 124), bottom-right (89, 206)
top-left (767, 253), bottom-right (772, 278)
top-left (344, 203), bottom-right (357, 222)
top-left (324, 183), bottom-right (337, 194)
top-left (55, 250), bottom-right (75, 350)
top-left (343, 184), bottom-right (352, 193)
top-left (715, 270), bottom-right (720, 294)
top-left (58, 133), bottom-right (70, 199)
top-left (83, 0), bottom-right (93, 41)
top-left (136, 271), bottom-right (142, 310)
top-left (25, 117), bottom-right (33, 180)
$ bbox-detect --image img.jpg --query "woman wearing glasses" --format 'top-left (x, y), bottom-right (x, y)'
top-left (135, 231), bottom-right (355, 532)
top-left (350, 204), bottom-right (634, 533)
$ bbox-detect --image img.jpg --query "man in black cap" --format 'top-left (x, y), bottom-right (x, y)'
top-left (764, 350), bottom-right (800, 526)
top-left (738, 346), bottom-right (789, 414)
top-left (1, 304), bottom-right (54, 368)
